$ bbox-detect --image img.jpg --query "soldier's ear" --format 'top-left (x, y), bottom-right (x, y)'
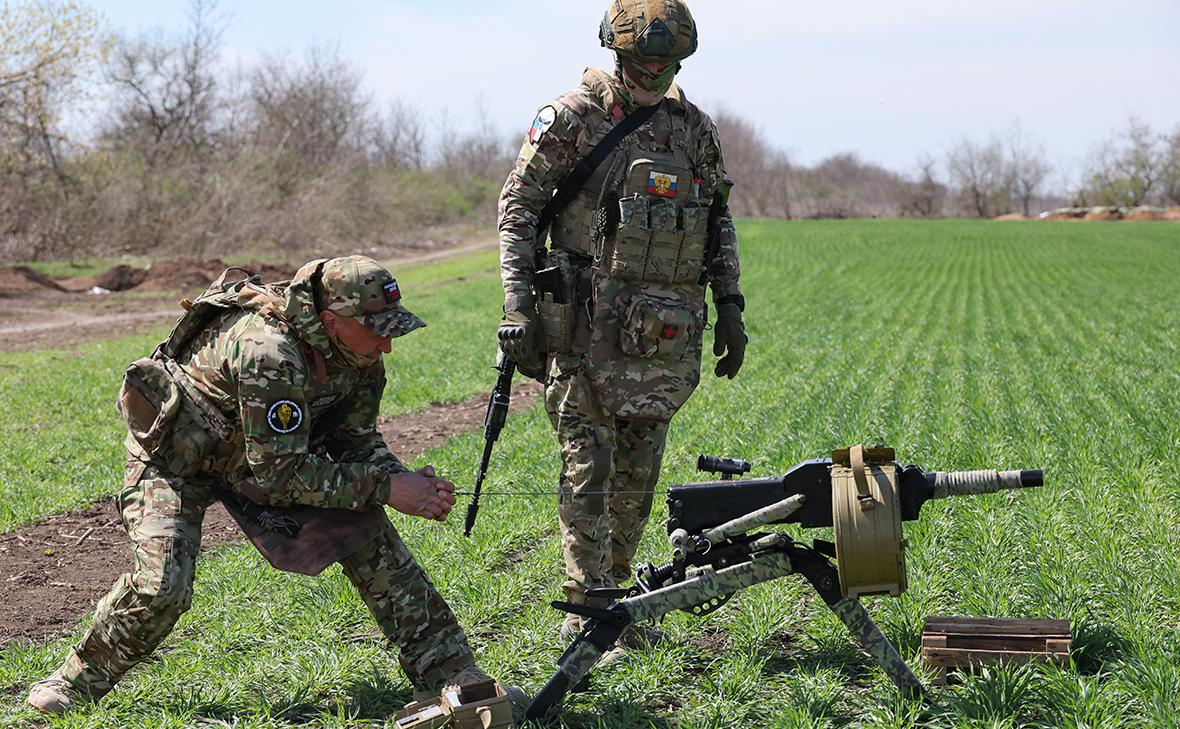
top-left (319, 311), bottom-right (339, 337)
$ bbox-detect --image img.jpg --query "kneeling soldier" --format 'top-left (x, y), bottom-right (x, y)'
top-left (28, 256), bottom-right (516, 713)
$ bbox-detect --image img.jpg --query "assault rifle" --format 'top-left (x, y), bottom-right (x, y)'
top-left (463, 350), bottom-right (516, 537)
top-left (525, 444), bottom-right (1044, 721)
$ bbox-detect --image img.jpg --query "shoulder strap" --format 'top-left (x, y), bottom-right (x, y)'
top-left (534, 101), bottom-right (662, 256)
top-left (157, 267), bottom-right (262, 360)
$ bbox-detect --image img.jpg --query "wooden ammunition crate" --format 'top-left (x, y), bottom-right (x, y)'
top-left (921, 616), bottom-right (1071, 684)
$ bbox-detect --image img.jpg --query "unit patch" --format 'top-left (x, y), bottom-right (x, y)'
top-left (311, 393), bottom-right (339, 409)
top-left (267, 400), bottom-right (304, 433)
top-left (648, 171), bottom-right (679, 198)
top-left (529, 106), bottom-right (557, 145)
top-left (383, 279), bottom-right (401, 304)
top-left (661, 323), bottom-right (681, 339)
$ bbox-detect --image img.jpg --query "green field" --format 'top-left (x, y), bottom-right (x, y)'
top-left (2, 220), bottom-right (1179, 727)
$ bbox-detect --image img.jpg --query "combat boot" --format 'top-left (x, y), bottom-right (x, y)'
top-left (26, 673), bottom-right (81, 714)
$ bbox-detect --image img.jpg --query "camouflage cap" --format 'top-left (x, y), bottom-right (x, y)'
top-left (317, 255), bottom-right (425, 338)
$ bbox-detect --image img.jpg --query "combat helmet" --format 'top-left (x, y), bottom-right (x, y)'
top-left (599, 0), bottom-right (698, 63)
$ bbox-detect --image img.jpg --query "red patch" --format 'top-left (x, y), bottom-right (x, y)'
top-left (661, 323), bottom-right (680, 339)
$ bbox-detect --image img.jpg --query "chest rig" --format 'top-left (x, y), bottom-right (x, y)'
top-left (546, 102), bottom-right (709, 422)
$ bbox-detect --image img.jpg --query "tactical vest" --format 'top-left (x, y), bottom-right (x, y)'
top-left (118, 268), bottom-right (265, 475)
top-left (548, 106), bottom-right (708, 423)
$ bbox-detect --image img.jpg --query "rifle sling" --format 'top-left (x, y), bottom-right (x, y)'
top-left (533, 101), bottom-right (662, 260)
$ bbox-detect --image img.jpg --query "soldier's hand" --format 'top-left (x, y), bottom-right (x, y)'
top-left (387, 467), bottom-right (456, 522)
top-left (498, 307), bottom-right (545, 371)
top-left (712, 302), bottom-right (747, 379)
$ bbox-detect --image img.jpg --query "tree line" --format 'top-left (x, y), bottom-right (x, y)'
top-left (0, 0), bottom-right (513, 261)
top-left (2, 1), bottom-right (1177, 261)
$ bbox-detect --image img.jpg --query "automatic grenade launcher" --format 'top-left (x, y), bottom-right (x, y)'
top-left (525, 444), bottom-right (1043, 721)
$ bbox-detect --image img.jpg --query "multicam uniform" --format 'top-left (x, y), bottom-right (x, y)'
top-left (499, 67), bottom-right (742, 604)
top-left (55, 260), bottom-right (476, 700)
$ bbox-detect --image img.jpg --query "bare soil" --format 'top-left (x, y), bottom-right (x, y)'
top-left (0, 380), bottom-right (542, 646)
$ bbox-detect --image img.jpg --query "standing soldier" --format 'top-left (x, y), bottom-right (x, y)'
top-left (28, 256), bottom-right (517, 713)
top-left (497, 0), bottom-right (746, 648)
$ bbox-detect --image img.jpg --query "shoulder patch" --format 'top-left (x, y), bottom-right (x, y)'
top-left (266, 399), bottom-right (304, 434)
top-left (528, 106), bottom-right (557, 145)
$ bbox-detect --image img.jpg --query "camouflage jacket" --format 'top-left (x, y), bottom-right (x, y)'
top-left (498, 67), bottom-right (741, 311)
top-left (173, 273), bottom-right (406, 510)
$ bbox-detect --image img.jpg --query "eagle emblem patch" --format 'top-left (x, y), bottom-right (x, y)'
top-left (647, 171), bottom-right (678, 198)
top-left (267, 400), bottom-right (304, 434)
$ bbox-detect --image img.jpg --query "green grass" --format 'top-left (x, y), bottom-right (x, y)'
top-left (3, 220), bottom-right (1180, 727)
top-left (0, 247), bottom-right (502, 533)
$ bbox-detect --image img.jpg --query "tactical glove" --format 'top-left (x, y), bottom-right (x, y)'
top-left (498, 307), bottom-right (546, 375)
top-left (712, 303), bottom-right (747, 379)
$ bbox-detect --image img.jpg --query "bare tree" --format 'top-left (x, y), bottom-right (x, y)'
top-left (1159, 125), bottom-right (1180, 206)
top-left (713, 109), bottom-right (792, 218)
top-left (947, 136), bottom-right (1011, 218)
top-left (1078, 118), bottom-right (1165, 207)
top-left (436, 97), bottom-right (515, 181)
top-left (0, 1), bottom-right (108, 258)
top-left (372, 99), bottom-right (427, 170)
top-left (899, 155), bottom-right (946, 217)
top-left (1005, 123), bottom-right (1051, 216)
top-left (103, 0), bottom-right (223, 159)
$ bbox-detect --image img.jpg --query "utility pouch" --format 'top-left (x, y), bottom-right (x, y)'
top-left (118, 357), bottom-right (183, 456)
top-left (535, 265), bottom-right (573, 353)
top-left (537, 295), bottom-right (573, 354)
top-left (619, 292), bottom-right (693, 359)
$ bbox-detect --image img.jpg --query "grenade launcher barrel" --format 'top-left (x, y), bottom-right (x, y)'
top-left (666, 458), bottom-right (1043, 536)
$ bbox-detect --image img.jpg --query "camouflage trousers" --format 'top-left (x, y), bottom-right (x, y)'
top-left (545, 354), bottom-right (668, 603)
top-left (57, 451), bottom-right (474, 697)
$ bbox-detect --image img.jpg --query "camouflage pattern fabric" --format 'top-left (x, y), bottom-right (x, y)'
top-left (51, 260), bottom-right (475, 698)
top-left (58, 459), bottom-right (214, 699)
top-left (499, 67), bottom-right (741, 605)
top-left (545, 353), bottom-right (667, 602)
top-left (339, 513), bottom-right (475, 691)
top-left (830, 598), bottom-right (924, 694)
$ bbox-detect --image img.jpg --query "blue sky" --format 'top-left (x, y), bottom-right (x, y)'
top-left (95, 0), bottom-right (1180, 181)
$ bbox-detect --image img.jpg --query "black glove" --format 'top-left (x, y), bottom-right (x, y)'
top-left (498, 307), bottom-right (545, 374)
top-left (712, 303), bottom-right (746, 379)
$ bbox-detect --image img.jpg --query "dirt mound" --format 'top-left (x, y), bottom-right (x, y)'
top-left (1125, 206), bottom-right (1164, 221)
top-left (995, 213), bottom-right (1030, 221)
top-left (133, 258), bottom-right (233, 292)
top-left (1083, 207), bottom-right (1121, 221)
top-left (97, 264), bottom-right (150, 290)
top-left (59, 259), bottom-right (299, 295)
top-left (0, 266), bottom-right (67, 296)
top-left (1165, 206), bottom-right (1180, 221)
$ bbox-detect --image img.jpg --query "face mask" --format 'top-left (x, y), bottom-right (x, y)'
top-left (619, 56), bottom-right (680, 96)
